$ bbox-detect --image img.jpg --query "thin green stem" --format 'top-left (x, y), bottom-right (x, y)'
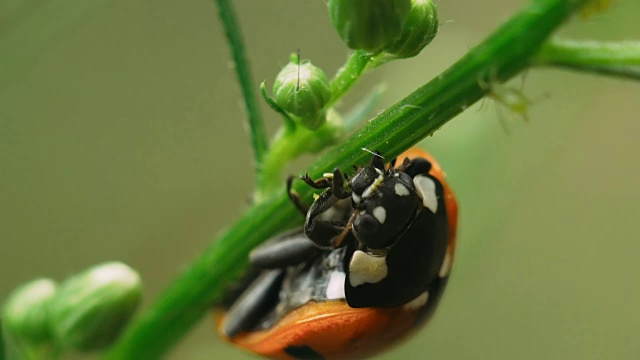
top-left (343, 84), bottom-right (386, 130)
top-left (328, 50), bottom-right (372, 107)
top-left (255, 48), bottom-right (377, 200)
top-left (533, 38), bottom-right (640, 79)
top-left (255, 110), bottom-right (345, 203)
top-left (104, 0), bottom-right (590, 358)
top-left (215, 0), bottom-right (268, 173)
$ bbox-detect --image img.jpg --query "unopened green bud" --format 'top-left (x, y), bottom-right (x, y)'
top-left (385, 0), bottom-right (438, 59)
top-left (2, 278), bottom-right (57, 344)
top-left (328, 0), bottom-right (411, 52)
top-left (273, 56), bottom-right (331, 130)
top-left (386, 0), bottom-right (439, 58)
top-left (48, 262), bottom-right (141, 351)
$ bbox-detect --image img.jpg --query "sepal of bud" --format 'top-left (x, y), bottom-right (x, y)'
top-left (47, 262), bottom-right (141, 351)
top-left (328, 0), bottom-right (411, 52)
top-left (273, 56), bottom-right (331, 130)
top-left (386, 0), bottom-right (439, 58)
top-left (2, 278), bottom-right (57, 345)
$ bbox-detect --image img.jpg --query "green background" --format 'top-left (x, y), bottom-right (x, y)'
top-left (1, 1), bottom-right (639, 359)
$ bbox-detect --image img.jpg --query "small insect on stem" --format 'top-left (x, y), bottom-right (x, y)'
top-left (478, 70), bottom-right (540, 132)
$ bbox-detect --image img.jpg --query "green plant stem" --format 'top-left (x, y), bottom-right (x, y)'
top-left (256, 110), bottom-right (345, 202)
top-left (533, 38), bottom-right (640, 80)
top-left (256, 49), bottom-right (378, 200)
top-left (215, 0), bottom-right (268, 175)
top-left (104, 0), bottom-right (590, 358)
top-left (328, 50), bottom-right (372, 107)
top-left (343, 84), bottom-right (386, 130)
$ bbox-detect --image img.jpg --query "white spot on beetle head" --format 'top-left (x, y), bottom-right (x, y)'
top-left (373, 206), bottom-right (387, 224)
top-left (326, 271), bottom-right (346, 300)
top-left (394, 183), bottom-right (410, 196)
top-left (403, 290), bottom-right (429, 311)
top-left (348, 250), bottom-right (388, 287)
top-left (414, 175), bottom-right (438, 213)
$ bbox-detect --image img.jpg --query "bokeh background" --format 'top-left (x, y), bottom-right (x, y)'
top-left (2, 1), bottom-right (639, 359)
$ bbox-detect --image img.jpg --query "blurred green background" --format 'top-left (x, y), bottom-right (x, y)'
top-left (1, 1), bottom-right (639, 359)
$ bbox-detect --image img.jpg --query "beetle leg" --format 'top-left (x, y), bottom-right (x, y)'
top-left (287, 176), bottom-right (309, 215)
top-left (330, 210), bottom-right (358, 248)
top-left (305, 191), bottom-right (351, 249)
top-left (300, 170), bottom-right (334, 189)
top-left (305, 221), bottom-right (348, 249)
top-left (395, 157), bottom-right (412, 172)
top-left (222, 269), bottom-right (284, 337)
top-left (330, 168), bottom-right (351, 199)
top-left (388, 157), bottom-right (397, 170)
top-left (250, 230), bottom-right (320, 269)
top-left (306, 189), bottom-right (339, 219)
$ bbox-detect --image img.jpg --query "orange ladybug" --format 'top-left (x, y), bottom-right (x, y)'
top-left (219, 148), bottom-right (458, 359)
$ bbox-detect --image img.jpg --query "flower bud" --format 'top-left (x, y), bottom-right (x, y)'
top-left (273, 56), bottom-right (331, 130)
top-left (2, 278), bottom-right (57, 344)
top-left (386, 0), bottom-right (439, 59)
top-left (47, 262), bottom-right (141, 351)
top-left (328, 0), bottom-right (411, 52)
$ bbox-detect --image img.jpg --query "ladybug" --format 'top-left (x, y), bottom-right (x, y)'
top-left (218, 148), bottom-right (458, 360)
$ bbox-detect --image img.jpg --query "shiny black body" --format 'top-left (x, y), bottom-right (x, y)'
top-left (222, 153), bottom-right (450, 337)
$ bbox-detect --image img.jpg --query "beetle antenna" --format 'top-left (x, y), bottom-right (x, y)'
top-left (287, 176), bottom-right (309, 215)
top-left (371, 150), bottom-right (385, 172)
top-left (396, 157), bottom-right (411, 172)
top-left (389, 157), bottom-right (397, 170)
top-left (361, 147), bottom-right (384, 159)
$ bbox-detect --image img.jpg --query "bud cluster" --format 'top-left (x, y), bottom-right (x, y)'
top-left (328, 0), bottom-right (439, 58)
top-left (2, 262), bottom-right (141, 354)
